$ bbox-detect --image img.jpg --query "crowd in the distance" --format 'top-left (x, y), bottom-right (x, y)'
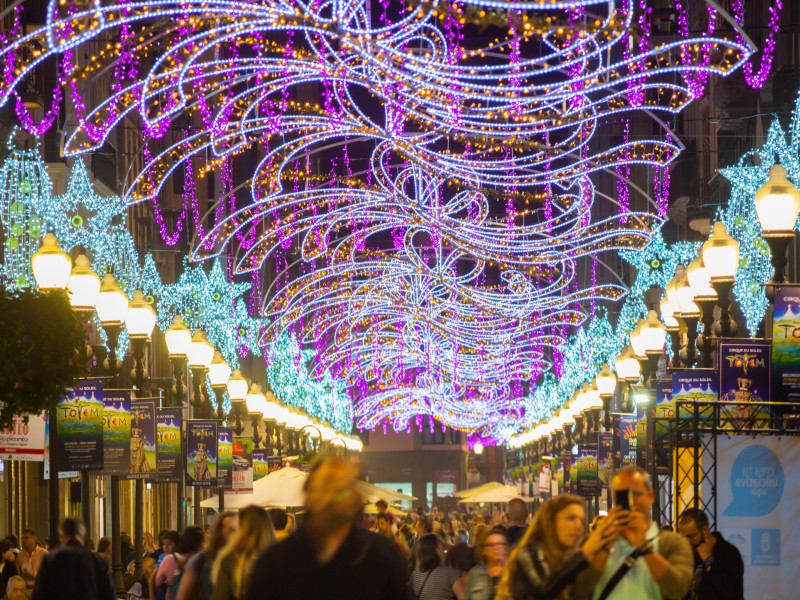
top-left (1, 459), bottom-right (743, 600)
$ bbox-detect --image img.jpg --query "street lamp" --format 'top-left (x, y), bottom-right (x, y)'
top-left (686, 255), bottom-right (719, 368)
top-left (660, 294), bottom-right (682, 369)
top-left (187, 330), bottom-right (214, 416)
top-left (755, 164), bottom-right (800, 286)
top-left (262, 390), bottom-right (282, 454)
top-left (31, 232), bottom-right (71, 291)
top-left (701, 221), bottom-right (739, 337)
top-left (640, 310), bottom-right (667, 383)
top-left (675, 272), bottom-right (700, 368)
top-left (226, 369), bottom-right (248, 435)
top-left (615, 346), bottom-right (640, 413)
top-left (245, 383), bottom-right (266, 448)
top-left (67, 254), bottom-right (101, 317)
top-left (96, 274), bottom-right (128, 380)
top-left (165, 315), bottom-right (191, 406)
top-left (125, 290), bottom-right (157, 395)
top-left (208, 351), bottom-right (232, 421)
top-left (595, 363), bottom-right (617, 429)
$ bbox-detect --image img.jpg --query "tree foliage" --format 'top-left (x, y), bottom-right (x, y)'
top-left (0, 288), bottom-right (88, 429)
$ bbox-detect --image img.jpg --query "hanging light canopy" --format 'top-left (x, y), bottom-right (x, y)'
top-left (187, 329), bottom-right (214, 370)
top-left (701, 222), bottom-right (739, 281)
top-left (96, 274), bottom-right (128, 326)
top-left (615, 346), bottom-right (641, 382)
top-left (208, 351), bottom-right (232, 389)
top-left (595, 363), bottom-right (617, 396)
top-left (755, 164), bottom-right (800, 234)
top-left (67, 254), bottom-right (101, 311)
top-left (226, 368), bottom-right (248, 402)
top-left (125, 290), bottom-right (157, 339)
top-left (31, 232), bottom-right (71, 291)
top-left (165, 315), bottom-right (191, 358)
top-left (245, 383), bottom-right (267, 414)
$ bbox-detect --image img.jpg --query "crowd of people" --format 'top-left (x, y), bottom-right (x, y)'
top-left (1, 460), bottom-right (743, 600)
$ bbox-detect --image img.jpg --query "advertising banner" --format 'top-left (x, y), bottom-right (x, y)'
top-left (217, 427), bottom-right (233, 489)
top-left (267, 456), bottom-right (283, 474)
top-left (576, 444), bottom-right (598, 498)
top-left (231, 437), bottom-right (253, 493)
top-left (102, 391), bottom-right (131, 475)
top-left (673, 370), bottom-right (717, 431)
top-left (252, 448), bottom-right (269, 481)
top-left (538, 457), bottom-right (555, 500)
top-left (707, 436), bottom-right (800, 600)
top-left (0, 412), bottom-right (46, 461)
top-left (597, 433), bottom-right (613, 489)
top-left (569, 455), bottom-right (578, 493)
top-left (186, 420), bottom-right (217, 487)
top-left (56, 379), bottom-right (104, 471)
top-left (43, 414), bottom-right (78, 479)
top-left (128, 401), bottom-right (156, 480)
top-left (616, 414), bottom-right (638, 466)
top-left (771, 286), bottom-right (800, 410)
top-left (156, 408), bottom-right (182, 483)
top-left (719, 340), bottom-right (771, 430)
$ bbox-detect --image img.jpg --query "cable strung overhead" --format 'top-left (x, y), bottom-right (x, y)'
top-left (0, 0), bottom-right (751, 435)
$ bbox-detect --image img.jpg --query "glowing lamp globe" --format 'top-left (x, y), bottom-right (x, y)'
top-left (307, 421), bottom-right (323, 440)
top-left (188, 330), bottom-right (214, 370)
top-left (560, 409), bottom-right (576, 427)
top-left (319, 423), bottom-right (335, 442)
top-left (675, 273), bottom-right (700, 317)
top-left (665, 265), bottom-right (686, 313)
top-left (701, 222), bottom-right (739, 281)
top-left (595, 363), bottom-right (617, 396)
top-left (629, 319), bottom-right (647, 358)
top-left (686, 255), bottom-right (710, 291)
top-left (226, 369), bottom-right (248, 402)
top-left (208, 351), bottom-right (232, 389)
top-left (245, 383), bottom-right (267, 414)
top-left (262, 391), bottom-right (281, 421)
top-left (67, 254), bottom-right (101, 311)
top-left (473, 441), bottom-right (484, 455)
top-left (660, 296), bottom-right (679, 329)
top-left (755, 164), bottom-right (800, 234)
top-left (165, 315), bottom-right (191, 358)
top-left (125, 290), bottom-right (157, 339)
top-left (31, 233), bottom-right (71, 291)
top-left (95, 274), bottom-right (128, 326)
top-left (641, 310), bottom-right (667, 354)
top-left (615, 346), bottom-right (641, 382)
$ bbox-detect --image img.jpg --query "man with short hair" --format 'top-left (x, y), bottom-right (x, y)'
top-left (414, 516), bottom-right (433, 540)
top-left (30, 517), bottom-right (114, 600)
top-left (677, 508), bottom-right (743, 600)
top-left (16, 530), bottom-right (46, 590)
top-left (505, 498), bottom-right (529, 546)
top-left (2, 576), bottom-right (25, 600)
top-left (593, 466), bottom-right (693, 600)
top-left (373, 513), bottom-right (393, 538)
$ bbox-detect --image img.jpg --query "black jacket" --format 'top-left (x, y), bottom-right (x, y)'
top-left (687, 532), bottom-right (744, 600)
top-left (30, 539), bottom-right (114, 600)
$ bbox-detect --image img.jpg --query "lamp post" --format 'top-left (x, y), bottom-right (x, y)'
top-left (639, 310), bottom-right (667, 384)
top-left (226, 369), bottom-right (248, 435)
top-left (755, 164), bottom-right (800, 289)
top-left (245, 383), bottom-right (266, 449)
top-left (208, 351), bottom-right (232, 422)
top-left (165, 315), bottom-right (191, 407)
top-left (187, 330), bottom-right (214, 416)
top-left (615, 346), bottom-right (641, 413)
top-left (595, 363), bottom-right (617, 429)
top-left (660, 294), bottom-right (682, 370)
top-left (674, 271), bottom-right (701, 368)
top-left (262, 391), bottom-right (281, 455)
top-left (686, 255), bottom-right (718, 368)
top-left (31, 233), bottom-right (71, 552)
top-left (701, 222), bottom-right (739, 337)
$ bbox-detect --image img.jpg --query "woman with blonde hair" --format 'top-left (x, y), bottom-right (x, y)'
top-left (211, 505), bottom-right (275, 600)
top-left (496, 495), bottom-right (621, 600)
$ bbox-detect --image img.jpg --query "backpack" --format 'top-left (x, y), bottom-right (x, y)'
top-left (154, 554), bottom-right (179, 600)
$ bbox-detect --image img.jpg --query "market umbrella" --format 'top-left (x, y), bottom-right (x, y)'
top-left (454, 481), bottom-right (505, 499)
top-left (355, 480), bottom-right (417, 503)
top-left (201, 466), bottom-right (307, 510)
top-left (457, 485), bottom-right (526, 504)
top-left (362, 503), bottom-right (408, 517)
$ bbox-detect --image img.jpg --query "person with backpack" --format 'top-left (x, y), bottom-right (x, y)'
top-left (175, 512), bottom-right (238, 600)
top-left (153, 527), bottom-right (204, 600)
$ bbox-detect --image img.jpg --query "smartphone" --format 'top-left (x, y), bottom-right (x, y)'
top-left (614, 489), bottom-right (633, 510)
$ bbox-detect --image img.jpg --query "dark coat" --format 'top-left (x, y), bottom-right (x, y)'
top-left (30, 538), bottom-right (114, 600)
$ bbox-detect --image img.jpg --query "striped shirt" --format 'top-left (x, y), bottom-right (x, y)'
top-left (409, 566), bottom-right (458, 600)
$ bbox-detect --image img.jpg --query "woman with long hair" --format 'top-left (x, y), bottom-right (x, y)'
top-left (175, 511), bottom-right (238, 600)
top-left (211, 505), bottom-right (275, 600)
top-left (409, 533), bottom-right (459, 600)
top-left (496, 495), bottom-right (621, 600)
top-left (461, 526), bottom-right (509, 600)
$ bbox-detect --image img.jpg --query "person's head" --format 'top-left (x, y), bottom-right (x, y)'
top-left (161, 530), bottom-right (181, 555)
top-left (6, 576), bottom-right (25, 600)
top-left (157, 529), bottom-right (169, 548)
top-left (4, 534), bottom-right (18, 549)
top-left (415, 533), bottom-right (444, 572)
top-left (21, 529), bottom-right (37, 552)
top-left (454, 528), bottom-right (469, 544)
top-left (375, 513), bottom-right (390, 535)
top-left (96, 537), bottom-right (112, 555)
top-left (214, 506), bottom-right (275, 598)
top-left (415, 516), bottom-right (433, 538)
top-left (120, 532), bottom-right (132, 548)
top-left (143, 532), bottom-right (153, 546)
top-left (204, 511), bottom-right (238, 560)
top-left (375, 499), bottom-right (389, 514)
top-left (678, 508), bottom-right (710, 551)
top-left (0, 541), bottom-right (12, 562)
top-left (611, 466), bottom-right (654, 521)
top-left (177, 526), bottom-right (204, 557)
top-left (285, 513), bottom-right (295, 535)
top-left (483, 527), bottom-right (509, 567)
top-left (303, 456), bottom-right (363, 533)
top-left (59, 517), bottom-right (87, 545)
top-left (267, 508), bottom-right (289, 531)
top-left (507, 498), bottom-right (529, 526)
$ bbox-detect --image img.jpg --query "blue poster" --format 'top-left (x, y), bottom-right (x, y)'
top-left (673, 370), bottom-right (717, 432)
top-left (102, 391), bottom-right (131, 475)
top-left (771, 286), bottom-right (800, 410)
top-left (576, 445), bottom-right (598, 498)
top-left (217, 427), bottom-right (233, 488)
top-left (56, 379), bottom-right (104, 471)
top-left (616, 414), bottom-right (638, 466)
top-left (128, 401), bottom-right (156, 480)
top-left (597, 433), bottom-right (613, 489)
top-left (186, 420), bottom-right (217, 487)
top-left (718, 340), bottom-right (771, 430)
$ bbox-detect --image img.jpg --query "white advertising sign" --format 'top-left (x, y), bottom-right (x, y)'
top-left (0, 412), bottom-right (46, 461)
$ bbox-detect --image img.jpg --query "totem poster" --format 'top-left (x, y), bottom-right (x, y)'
top-left (56, 379), bottom-right (104, 471)
top-left (252, 448), bottom-right (269, 482)
top-left (719, 340), bottom-right (771, 431)
top-left (597, 432), bottom-right (614, 489)
top-left (156, 408), bottom-right (182, 483)
top-left (128, 401), bottom-right (156, 480)
top-left (576, 444), bottom-right (598, 498)
top-left (615, 414), bottom-right (638, 467)
top-left (217, 427), bottom-right (233, 489)
top-left (673, 370), bottom-right (717, 431)
top-left (231, 436), bottom-right (253, 493)
top-left (102, 391), bottom-right (131, 475)
top-left (653, 380), bottom-right (674, 475)
top-left (186, 420), bottom-right (217, 487)
top-left (771, 286), bottom-right (800, 410)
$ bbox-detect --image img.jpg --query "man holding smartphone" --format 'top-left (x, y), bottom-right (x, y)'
top-left (592, 466), bottom-right (693, 600)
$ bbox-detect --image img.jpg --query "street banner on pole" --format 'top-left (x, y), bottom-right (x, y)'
top-left (231, 436), bottom-right (253, 493)
top-left (576, 444), bottom-right (598, 498)
top-left (156, 408), bottom-right (182, 483)
top-left (217, 427), bottom-right (233, 489)
top-left (771, 285), bottom-right (800, 411)
top-left (0, 412), bottom-right (46, 461)
top-left (56, 379), bottom-right (103, 471)
top-left (718, 340), bottom-right (771, 429)
top-left (128, 401), bottom-right (156, 480)
top-left (615, 414), bottom-right (638, 467)
top-left (673, 370), bottom-right (718, 432)
top-left (186, 420), bottom-right (217, 487)
top-left (252, 448), bottom-right (269, 481)
top-left (597, 432), bottom-right (613, 488)
top-left (102, 391), bottom-right (131, 475)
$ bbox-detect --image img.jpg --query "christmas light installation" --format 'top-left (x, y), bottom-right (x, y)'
top-left (0, 1), bottom-right (753, 435)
